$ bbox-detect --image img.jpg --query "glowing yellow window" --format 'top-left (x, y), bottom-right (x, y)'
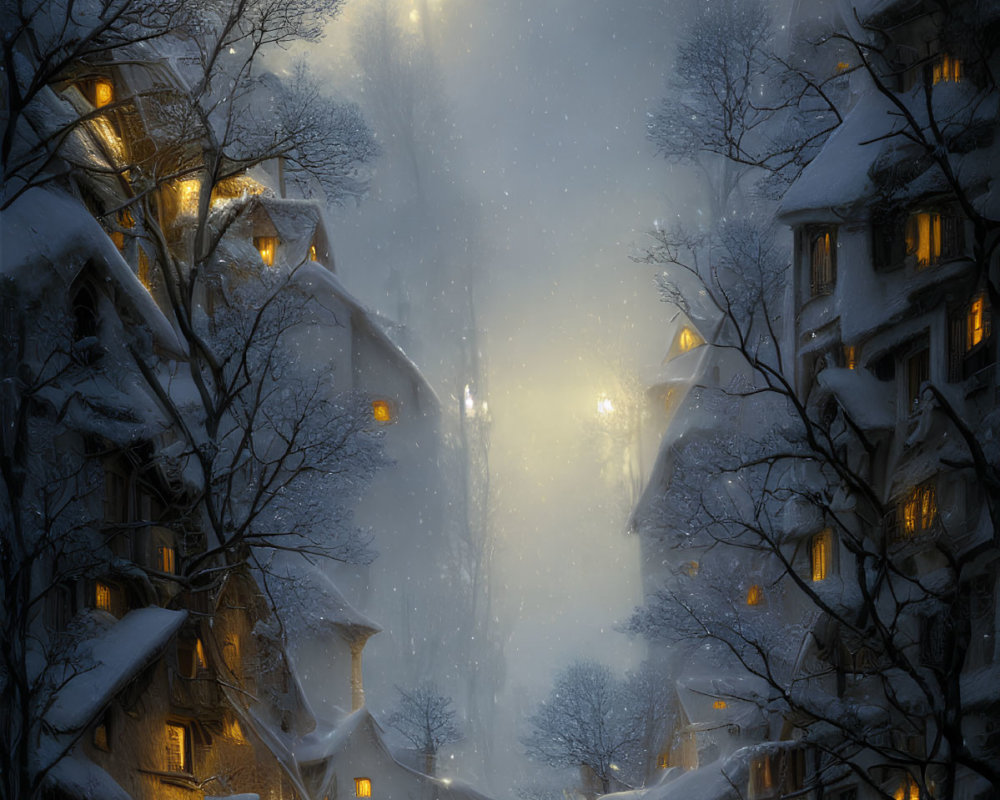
top-left (713, 699), bottom-right (727, 709)
top-left (95, 581), bottom-right (112, 612)
top-left (811, 529), bottom-right (832, 582)
top-left (843, 345), bottom-right (857, 370)
top-left (746, 584), bottom-right (763, 606)
top-left (899, 483), bottom-right (937, 540)
top-left (195, 638), bottom-right (207, 669)
top-left (895, 775), bottom-right (919, 800)
top-left (906, 212), bottom-right (941, 269)
top-left (656, 751), bottom-right (669, 768)
top-left (677, 326), bottom-right (703, 352)
top-left (309, 243), bottom-right (318, 261)
top-left (355, 778), bottom-right (372, 797)
top-left (158, 545), bottom-right (176, 574)
top-left (110, 208), bottom-right (134, 251)
top-left (932, 54), bottom-right (962, 85)
top-left (967, 295), bottom-right (986, 350)
top-left (372, 399), bottom-right (392, 423)
top-left (94, 78), bottom-right (114, 108)
top-left (254, 236), bottom-right (278, 267)
top-left (165, 722), bottom-right (189, 773)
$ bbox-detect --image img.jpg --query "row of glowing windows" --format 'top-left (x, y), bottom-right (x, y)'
top-left (841, 294), bottom-right (988, 372)
top-left (680, 529), bottom-right (834, 608)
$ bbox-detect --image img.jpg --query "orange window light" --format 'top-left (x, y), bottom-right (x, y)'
top-left (968, 296), bottom-right (985, 349)
top-left (932, 54), bottom-right (962, 85)
top-left (158, 545), bottom-right (176, 574)
top-left (94, 78), bottom-right (114, 108)
top-left (355, 778), bottom-right (372, 798)
top-left (713, 699), bottom-right (728, 709)
top-left (811, 528), bottom-right (832, 582)
top-left (746, 584), bottom-right (763, 606)
top-left (95, 581), bottom-right (112, 612)
top-left (372, 400), bottom-right (392, 423)
top-left (254, 236), bottom-right (278, 267)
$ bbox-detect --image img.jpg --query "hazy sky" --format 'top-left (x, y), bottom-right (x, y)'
top-left (314, 0), bottom-right (691, 785)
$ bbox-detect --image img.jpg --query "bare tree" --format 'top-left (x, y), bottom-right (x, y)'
top-left (385, 682), bottom-right (463, 776)
top-left (522, 660), bottom-right (667, 796)
top-left (629, 213), bottom-right (1000, 799)
top-left (648, 0), bottom-right (845, 220)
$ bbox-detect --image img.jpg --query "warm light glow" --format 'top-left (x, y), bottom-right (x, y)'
top-left (94, 78), bottom-right (114, 108)
top-left (835, 61), bottom-right (850, 73)
top-left (138, 249), bottom-right (152, 291)
top-left (895, 776), bottom-right (920, 800)
top-left (681, 561), bottom-right (699, 577)
top-left (158, 545), bottom-right (176, 574)
top-left (844, 345), bottom-right (856, 370)
top-left (409, 7), bottom-right (420, 23)
top-left (165, 723), bottom-right (188, 773)
top-left (677, 326), bottom-right (702, 353)
top-left (111, 209), bottom-right (134, 252)
top-left (597, 395), bottom-right (615, 415)
top-left (224, 717), bottom-right (245, 743)
top-left (95, 581), bottom-right (112, 612)
top-left (811, 528), bottom-right (832, 582)
top-left (968, 296), bottom-right (985, 349)
top-left (713, 699), bottom-right (727, 709)
top-left (91, 117), bottom-right (125, 163)
top-left (177, 179), bottom-right (200, 214)
top-left (210, 175), bottom-right (265, 203)
top-left (746, 584), bottom-right (763, 606)
top-left (254, 236), bottom-right (278, 267)
top-left (372, 399), bottom-right (392, 423)
top-left (932, 54), bottom-right (962, 84)
top-left (899, 483), bottom-right (937, 539)
top-left (657, 751), bottom-right (670, 768)
top-left (195, 638), bottom-right (207, 669)
top-left (355, 778), bottom-right (372, 798)
top-left (309, 243), bottom-right (318, 261)
top-left (907, 212), bottom-right (941, 269)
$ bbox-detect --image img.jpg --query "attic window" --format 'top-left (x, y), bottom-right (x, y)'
top-left (807, 228), bottom-right (836, 297)
top-left (355, 778), bottom-right (373, 797)
top-left (811, 528), bottom-right (832, 582)
top-left (905, 211), bottom-right (963, 269)
top-left (254, 236), bottom-right (278, 267)
top-left (746, 584), bottom-right (763, 606)
top-left (94, 78), bottom-right (114, 108)
top-left (372, 399), bottom-right (393, 423)
top-left (677, 326), bottom-right (703, 353)
top-left (165, 722), bottom-right (191, 773)
top-left (932, 54), bottom-right (962, 85)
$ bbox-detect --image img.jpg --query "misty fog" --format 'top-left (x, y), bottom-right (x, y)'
top-left (285, 0), bottom-right (700, 788)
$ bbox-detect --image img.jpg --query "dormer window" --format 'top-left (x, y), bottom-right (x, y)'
top-left (932, 54), bottom-right (962, 84)
top-left (905, 210), bottom-right (964, 269)
top-left (254, 236), bottom-right (278, 267)
top-left (807, 227), bottom-right (836, 297)
top-left (94, 78), bottom-right (114, 108)
top-left (372, 399), bottom-right (393, 423)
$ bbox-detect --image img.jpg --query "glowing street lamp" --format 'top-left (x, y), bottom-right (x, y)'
top-left (596, 394), bottom-right (615, 416)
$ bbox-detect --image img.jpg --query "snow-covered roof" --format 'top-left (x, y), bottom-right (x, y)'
top-left (817, 367), bottom-right (895, 430)
top-left (676, 673), bottom-right (769, 730)
top-left (1, 187), bottom-right (184, 355)
top-left (289, 558), bottom-right (380, 641)
top-left (292, 261), bottom-right (440, 413)
top-left (779, 90), bottom-right (899, 217)
top-left (45, 750), bottom-right (133, 800)
top-left (45, 606), bottom-right (186, 732)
